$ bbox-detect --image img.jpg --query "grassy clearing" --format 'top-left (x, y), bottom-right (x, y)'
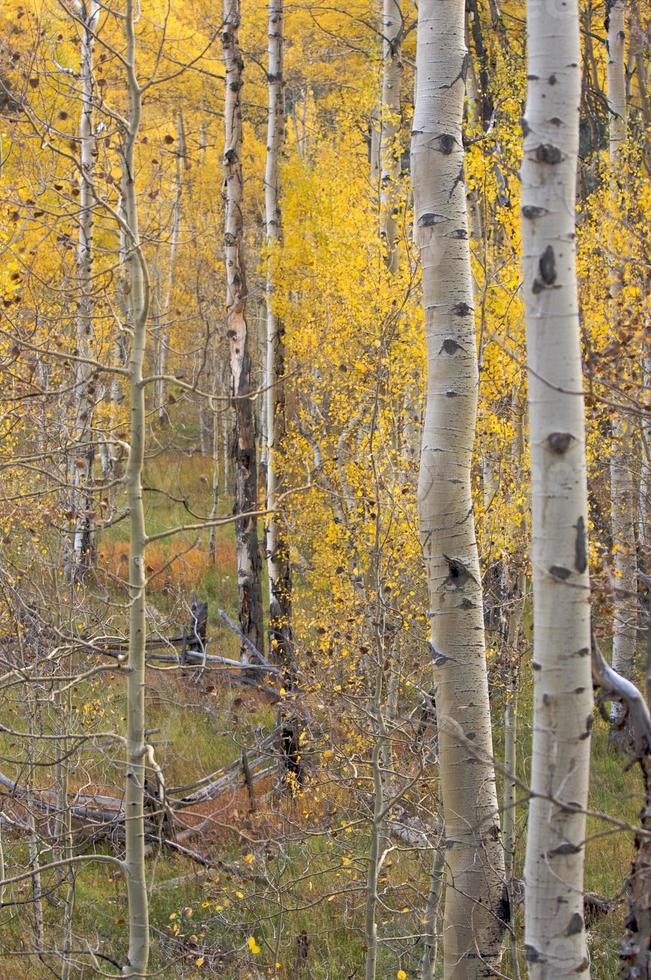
top-left (0, 452), bottom-right (644, 978)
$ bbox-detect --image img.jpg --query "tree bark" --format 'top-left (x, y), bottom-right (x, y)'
top-left (122, 1), bottom-right (150, 971)
top-left (264, 0), bottom-right (292, 670)
top-left (68, 0), bottom-right (100, 580)
top-left (222, 0), bottom-right (264, 661)
top-left (156, 110), bottom-right (185, 423)
top-left (380, 0), bottom-right (402, 273)
top-left (520, 0), bottom-right (593, 970)
top-left (412, 3), bottom-right (506, 976)
top-left (606, 0), bottom-right (638, 736)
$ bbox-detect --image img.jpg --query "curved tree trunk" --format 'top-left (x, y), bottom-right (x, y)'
top-left (264, 0), bottom-right (292, 671)
top-left (222, 0), bottom-right (264, 661)
top-left (520, 0), bottom-right (593, 971)
top-left (412, 3), bottom-right (505, 976)
top-left (606, 0), bottom-right (638, 737)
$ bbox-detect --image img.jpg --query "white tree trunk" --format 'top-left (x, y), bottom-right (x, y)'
top-left (222, 0), bottom-right (264, 661)
top-left (520, 0), bottom-right (593, 970)
top-left (380, 0), bottom-right (402, 273)
top-left (122, 1), bottom-right (150, 971)
top-left (68, 0), bottom-right (100, 580)
top-left (412, 3), bottom-right (505, 976)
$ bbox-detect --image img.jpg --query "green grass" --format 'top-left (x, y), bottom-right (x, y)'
top-left (0, 450), bottom-right (645, 979)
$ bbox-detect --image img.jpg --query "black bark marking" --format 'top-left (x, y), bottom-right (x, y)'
top-left (533, 661), bottom-right (542, 670)
top-left (521, 116), bottom-right (530, 136)
top-left (539, 244), bottom-right (557, 284)
top-left (522, 204), bottom-right (548, 219)
top-left (534, 143), bottom-right (562, 164)
top-left (450, 227), bottom-right (468, 239)
top-left (438, 133), bottom-right (455, 154)
top-left (452, 301), bottom-right (472, 316)
top-left (525, 945), bottom-right (545, 963)
top-left (565, 913), bottom-right (584, 936)
top-left (444, 554), bottom-right (474, 586)
top-left (550, 565), bottom-right (572, 580)
top-left (428, 641), bottom-right (451, 667)
top-left (548, 842), bottom-right (583, 857)
top-left (549, 73), bottom-right (557, 85)
top-left (496, 883), bottom-right (511, 926)
top-left (445, 390), bottom-right (458, 398)
top-left (440, 338), bottom-right (461, 355)
top-left (575, 516), bottom-right (587, 573)
top-left (417, 212), bottom-right (446, 227)
top-left (548, 431), bottom-right (573, 453)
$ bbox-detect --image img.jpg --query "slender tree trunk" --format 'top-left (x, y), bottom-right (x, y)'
top-left (640, 350), bottom-right (650, 562)
top-left (502, 404), bottom-right (526, 980)
top-left (520, 0), bottom-right (593, 969)
top-left (122, 2), bottom-right (149, 971)
top-left (264, 0), bottom-right (292, 670)
top-left (68, 0), bottom-right (100, 580)
top-left (420, 823), bottom-right (445, 979)
top-left (222, 0), bottom-right (264, 662)
top-left (380, 0), bottom-right (402, 273)
top-left (606, 0), bottom-right (638, 736)
top-left (411, 3), bottom-right (506, 976)
top-left (156, 111), bottom-right (185, 423)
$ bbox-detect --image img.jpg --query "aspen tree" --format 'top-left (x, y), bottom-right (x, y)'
top-left (264, 0), bottom-right (292, 668)
top-left (156, 110), bottom-right (185, 424)
top-left (222, 0), bottom-right (264, 661)
top-left (521, 0), bottom-right (593, 968)
top-left (68, 0), bottom-right (100, 580)
top-left (121, 0), bottom-right (150, 971)
top-left (606, 0), bottom-right (638, 734)
top-left (411, 3), bottom-right (505, 976)
top-left (380, 0), bottom-right (402, 274)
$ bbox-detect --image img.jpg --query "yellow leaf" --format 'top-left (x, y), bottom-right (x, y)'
top-left (195, 958), bottom-right (205, 967)
top-left (397, 971), bottom-right (408, 980)
top-left (243, 853), bottom-right (255, 864)
top-left (248, 935), bottom-right (261, 955)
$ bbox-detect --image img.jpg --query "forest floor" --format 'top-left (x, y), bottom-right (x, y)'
top-left (0, 450), bottom-right (642, 978)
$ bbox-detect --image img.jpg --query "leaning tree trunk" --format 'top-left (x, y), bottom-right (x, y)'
top-left (264, 0), bottom-right (292, 671)
top-left (380, 0), bottom-right (402, 274)
top-left (122, 0), bottom-right (150, 971)
top-left (68, 0), bottom-right (100, 581)
top-left (411, 3), bottom-right (506, 977)
top-left (521, 0), bottom-right (593, 970)
top-left (222, 0), bottom-right (264, 661)
top-left (606, 0), bottom-right (638, 737)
